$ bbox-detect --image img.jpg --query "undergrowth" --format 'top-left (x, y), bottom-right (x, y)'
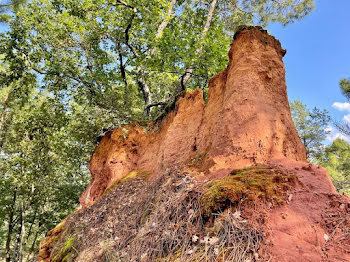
top-left (53, 165), bottom-right (296, 261)
top-left (119, 169), bottom-right (264, 261)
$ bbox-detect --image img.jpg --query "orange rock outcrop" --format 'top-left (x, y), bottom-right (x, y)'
top-left (80, 26), bottom-right (306, 206)
top-left (39, 26), bottom-right (350, 262)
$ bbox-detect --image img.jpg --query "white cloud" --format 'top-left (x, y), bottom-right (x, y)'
top-left (332, 102), bottom-right (350, 112)
top-left (344, 114), bottom-right (350, 124)
top-left (326, 125), bottom-right (350, 143)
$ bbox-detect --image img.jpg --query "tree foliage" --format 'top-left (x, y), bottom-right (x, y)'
top-left (336, 78), bottom-right (350, 136)
top-left (4, 0), bottom-right (315, 118)
top-left (0, 0), bottom-right (315, 260)
top-left (0, 0), bottom-right (26, 22)
top-left (0, 71), bottom-right (88, 261)
top-left (291, 99), bottom-right (350, 196)
top-left (290, 99), bottom-right (330, 161)
top-left (320, 139), bottom-right (350, 196)
top-left (340, 78), bottom-right (350, 100)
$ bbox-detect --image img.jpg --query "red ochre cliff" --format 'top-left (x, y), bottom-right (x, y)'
top-left (80, 26), bottom-right (306, 207)
top-left (38, 26), bottom-right (350, 262)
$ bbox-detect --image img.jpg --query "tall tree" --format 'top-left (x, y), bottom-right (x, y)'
top-left (0, 49), bottom-right (88, 260)
top-left (290, 99), bottom-right (330, 161)
top-left (4, 0), bottom-right (315, 117)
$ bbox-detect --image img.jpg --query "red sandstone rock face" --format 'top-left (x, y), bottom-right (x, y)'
top-left (199, 29), bottom-right (306, 173)
top-left (264, 159), bottom-right (347, 262)
top-left (80, 27), bottom-right (306, 207)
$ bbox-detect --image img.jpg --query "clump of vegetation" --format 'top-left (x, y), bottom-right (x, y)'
top-left (121, 171), bottom-right (263, 262)
top-left (52, 236), bottom-right (76, 262)
top-left (201, 165), bottom-right (296, 216)
top-left (157, 208), bottom-right (263, 262)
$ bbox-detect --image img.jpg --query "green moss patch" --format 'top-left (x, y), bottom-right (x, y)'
top-left (52, 236), bottom-right (76, 262)
top-left (103, 170), bottom-right (152, 196)
top-left (47, 219), bottom-right (66, 246)
top-left (201, 165), bottom-right (296, 216)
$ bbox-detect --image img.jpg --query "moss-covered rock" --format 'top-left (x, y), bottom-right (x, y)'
top-left (201, 165), bottom-right (296, 216)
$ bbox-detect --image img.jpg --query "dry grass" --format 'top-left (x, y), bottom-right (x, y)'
top-left (50, 167), bottom-right (268, 262)
top-left (123, 172), bottom-right (263, 261)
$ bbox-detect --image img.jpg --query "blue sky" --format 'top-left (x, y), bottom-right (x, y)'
top-left (267, 0), bottom-right (350, 142)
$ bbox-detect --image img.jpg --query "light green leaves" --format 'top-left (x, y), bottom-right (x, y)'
top-left (321, 139), bottom-right (350, 195)
top-left (291, 99), bottom-right (330, 161)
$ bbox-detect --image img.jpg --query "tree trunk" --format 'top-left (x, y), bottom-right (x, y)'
top-left (180, 0), bottom-right (217, 90)
top-left (137, 66), bottom-right (153, 115)
top-left (25, 219), bottom-right (41, 262)
top-left (5, 189), bottom-right (17, 262)
top-left (154, 0), bottom-right (177, 42)
top-left (12, 207), bottom-right (22, 262)
top-left (138, 0), bottom-right (177, 114)
top-left (201, 0), bottom-right (217, 39)
top-left (119, 0), bottom-right (177, 115)
top-left (0, 97), bottom-right (9, 149)
top-left (18, 203), bottom-right (26, 262)
top-left (25, 206), bottom-right (37, 244)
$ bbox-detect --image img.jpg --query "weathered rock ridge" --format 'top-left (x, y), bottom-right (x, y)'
top-left (80, 27), bottom-right (306, 206)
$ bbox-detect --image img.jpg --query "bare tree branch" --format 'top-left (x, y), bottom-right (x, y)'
top-left (117, 43), bottom-right (128, 88)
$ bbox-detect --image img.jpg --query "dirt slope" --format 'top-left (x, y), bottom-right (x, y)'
top-left (38, 26), bottom-right (350, 262)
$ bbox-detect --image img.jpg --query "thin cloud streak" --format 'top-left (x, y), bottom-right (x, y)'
top-left (326, 125), bottom-right (350, 143)
top-left (332, 102), bottom-right (350, 112)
